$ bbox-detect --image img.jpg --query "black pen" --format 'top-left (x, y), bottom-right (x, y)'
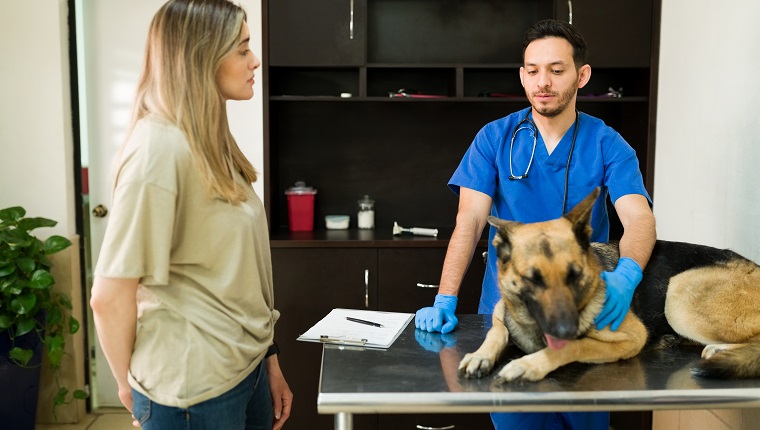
top-left (346, 316), bottom-right (384, 328)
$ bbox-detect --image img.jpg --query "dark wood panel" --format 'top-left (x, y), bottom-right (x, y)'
top-left (268, 0), bottom-right (366, 66)
top-left (555, 0), bottom-right (653, 67)
top-left (368, 0), bottom-right (553, 63)
top-left (272, 248), bottom-right (378, 430)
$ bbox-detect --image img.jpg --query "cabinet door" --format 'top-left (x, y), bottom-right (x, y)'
top-left (271, 248), bottom-right (378, 430)
top-left (377, 248), bottom-right (487, 315)
top-left (379, 413), bottom-right (494, 430)
top-left (555, 0), bottom-right (653, 67)
top-left (268, 0), bottom-right (366, 66)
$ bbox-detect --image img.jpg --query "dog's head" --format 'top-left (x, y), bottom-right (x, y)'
top-left (489, 188), bottom-right (604, 349)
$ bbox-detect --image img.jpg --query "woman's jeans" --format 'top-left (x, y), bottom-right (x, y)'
top-left (132, 360), bottom-right (272, 430)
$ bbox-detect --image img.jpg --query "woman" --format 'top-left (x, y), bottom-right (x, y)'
top-left (90, 1), bottom-right (292, 429)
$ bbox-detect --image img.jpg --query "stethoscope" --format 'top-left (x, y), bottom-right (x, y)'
top-left (506, 109), bottom-right (580, 215)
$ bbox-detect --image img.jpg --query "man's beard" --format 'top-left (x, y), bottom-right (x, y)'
top-left (530, 84), bottom-right (577, 118)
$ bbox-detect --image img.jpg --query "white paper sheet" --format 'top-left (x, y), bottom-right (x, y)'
top-left (297, 308), bottom-right (414, 349)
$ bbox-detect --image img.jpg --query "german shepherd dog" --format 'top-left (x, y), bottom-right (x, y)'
top-left (458, 187), bottom-right (760, 383)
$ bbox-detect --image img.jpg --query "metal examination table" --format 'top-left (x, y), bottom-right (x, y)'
top-left (318, 314), bottom-right (760, 430)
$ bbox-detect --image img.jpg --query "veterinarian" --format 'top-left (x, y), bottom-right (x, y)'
top-left (89, 1), bottom-right (292, 429)
top-left (416, 19), bottom-right (656, 430)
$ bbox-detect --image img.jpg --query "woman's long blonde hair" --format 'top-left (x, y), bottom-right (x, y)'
top-left (125, 0), bottom-right (256, 203)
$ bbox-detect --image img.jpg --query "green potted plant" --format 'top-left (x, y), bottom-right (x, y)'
top-left (0, 206), bottom-right (87, 427)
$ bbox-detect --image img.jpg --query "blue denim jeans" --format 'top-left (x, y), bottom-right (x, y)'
top-left (132, 360), bottom-right (272, 430)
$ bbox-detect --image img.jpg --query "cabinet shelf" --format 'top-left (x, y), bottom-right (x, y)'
top-left (270, 96), bottom-right (648, 103)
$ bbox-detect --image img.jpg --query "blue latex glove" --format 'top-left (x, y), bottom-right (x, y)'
top-left (415, 294), bottom-right (459, 334)
top-left (414, 330), bottom-right (458, 352)
top-left (595, 257), bottom-right (643, 331)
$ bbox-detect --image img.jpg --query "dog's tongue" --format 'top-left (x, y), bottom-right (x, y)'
top-left (545, 334), bottom-right (569, 350)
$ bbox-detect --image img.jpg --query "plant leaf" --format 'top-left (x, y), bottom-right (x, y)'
top-left (30, 269), bottom-right (55, 289)
top-left (0, 314), bottom-right (13, 329)
top-left (58, 293), bottom-right (74, 310)
top-left (0, 263), bottom-right (16, 277)
top-left (46, 335), bottom-right (64, 368)
top-left (16, 257), bottom-right (36, 273)
top-left (54, 387), bottom-right (68, 406)
top-left (73, 389), bottom-right (89, 400)
top-left (18, 217), bottom-right (57, 233)
top-left (9, 347), bottom-right (33, 366)
top-left (15, 316), bottom-right (37, 336)
top-left (69, 315), bottom-right (81, 334)
top-left (47, 305), bottom-right (63, 327)
top-left (44, 235), bottom-right (72, 255)
top-left (0, 206), bottom-right (25, 223)
top-left (11, 292), bottom-right (37, 315)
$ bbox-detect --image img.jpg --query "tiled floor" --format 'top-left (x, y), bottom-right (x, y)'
top-left (35, 408), bottom-right (135, 430)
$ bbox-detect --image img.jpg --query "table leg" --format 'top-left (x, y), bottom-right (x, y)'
top-left (334, 412), bottom-right (353, 430)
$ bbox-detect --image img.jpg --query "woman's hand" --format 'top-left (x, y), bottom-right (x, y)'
top-left (266, 354), bottom-right (293, 430)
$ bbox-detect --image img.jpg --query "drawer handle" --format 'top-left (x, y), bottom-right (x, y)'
top-left (416, 425), bottom-right (455, 430)
top-left (416, 283), bottom-right (439, 289)
top-left (364, 269), bottom-right (369, 308)
top-left (349, 0), bottom-right (354, 39)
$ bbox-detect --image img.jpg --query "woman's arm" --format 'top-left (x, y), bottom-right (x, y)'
top-left (90, 276), bottom-right (140, 412)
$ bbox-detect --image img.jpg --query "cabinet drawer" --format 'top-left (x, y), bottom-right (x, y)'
top-left (377, 248), bottom-right (486, 314)
top-left (379, 413), bottom-right (493, 430)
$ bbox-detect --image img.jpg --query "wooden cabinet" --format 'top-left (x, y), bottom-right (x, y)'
top-left (264, 0), bottom-right (660, 238)
top-left (271, 244), bottom-right (489, 430)
top-left (267, 0), bottom-right (366, 66)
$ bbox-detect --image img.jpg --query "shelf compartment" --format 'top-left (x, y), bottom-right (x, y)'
top-left (366, 67), bottom-right (456, 98)
top-left (269, 67), bottom-right (359, 98)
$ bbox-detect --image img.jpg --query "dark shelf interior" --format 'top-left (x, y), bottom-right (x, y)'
top-left (265, 0), bottom-right (658, 244)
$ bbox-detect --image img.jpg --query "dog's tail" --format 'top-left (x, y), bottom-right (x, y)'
top-left (692, 343), bottom-right (760, 379)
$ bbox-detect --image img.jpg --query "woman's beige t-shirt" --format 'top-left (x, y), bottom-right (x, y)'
top-left (95, 116), bottom-right (278, 408)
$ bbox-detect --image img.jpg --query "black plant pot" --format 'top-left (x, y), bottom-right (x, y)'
top-left (0, 328), bottom-right (43, 430)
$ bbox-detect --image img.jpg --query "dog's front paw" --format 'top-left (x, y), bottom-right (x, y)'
top-left (495, 356), bottom-right (550, 383)
top-left (458, 352), bottom-right (495, 379)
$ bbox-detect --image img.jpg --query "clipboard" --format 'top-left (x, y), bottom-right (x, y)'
top-left (297, 308), bottom-right (414, 349)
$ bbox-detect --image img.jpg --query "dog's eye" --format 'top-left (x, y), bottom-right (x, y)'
top-left (566, 264), bottom-right (582, 284)
top-left (521, 270), bottom-right (545, 288)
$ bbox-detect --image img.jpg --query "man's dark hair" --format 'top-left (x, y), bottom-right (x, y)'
top-left (522, 19), bottom-right (588, 68)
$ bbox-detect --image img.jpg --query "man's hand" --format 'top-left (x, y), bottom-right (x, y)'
top-left (594, 257), bottom-right (643, 331)
top-left (415, 294), bottom-right (459, 334)
top-left (415, 330), bottom-right (458, 352)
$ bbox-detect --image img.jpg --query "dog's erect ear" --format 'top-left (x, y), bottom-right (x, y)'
top-left (488, 215), bottom-right (521, 262)
top-left (562, 188), bottom-right (600, 250)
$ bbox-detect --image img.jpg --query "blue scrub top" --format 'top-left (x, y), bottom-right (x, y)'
top-left (449, 107), bottom-right (651, 314)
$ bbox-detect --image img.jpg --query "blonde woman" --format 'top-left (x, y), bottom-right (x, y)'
top-left (90, 1), bottom-right (292, 428)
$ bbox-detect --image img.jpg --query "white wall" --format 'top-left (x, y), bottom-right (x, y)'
top-left (654, 1), bottom-right (760, 426)
top-left (654, 0), bottom-right (760, 261)
top-left (0, 0), bottom-right (76, 237)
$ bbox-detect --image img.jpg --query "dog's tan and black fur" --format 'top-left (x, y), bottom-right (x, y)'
top-left (459, 188), bottom-right (760, 383)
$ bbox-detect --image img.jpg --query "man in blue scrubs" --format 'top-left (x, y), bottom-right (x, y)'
top-left (415, 19), bottom-right (656, 430)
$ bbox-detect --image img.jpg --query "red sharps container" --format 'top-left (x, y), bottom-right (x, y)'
top-left (285, 181), bottom-right (317, 231)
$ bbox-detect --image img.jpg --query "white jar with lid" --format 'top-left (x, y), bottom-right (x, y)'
top-left (357, 195), bottom-right (375, 229)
